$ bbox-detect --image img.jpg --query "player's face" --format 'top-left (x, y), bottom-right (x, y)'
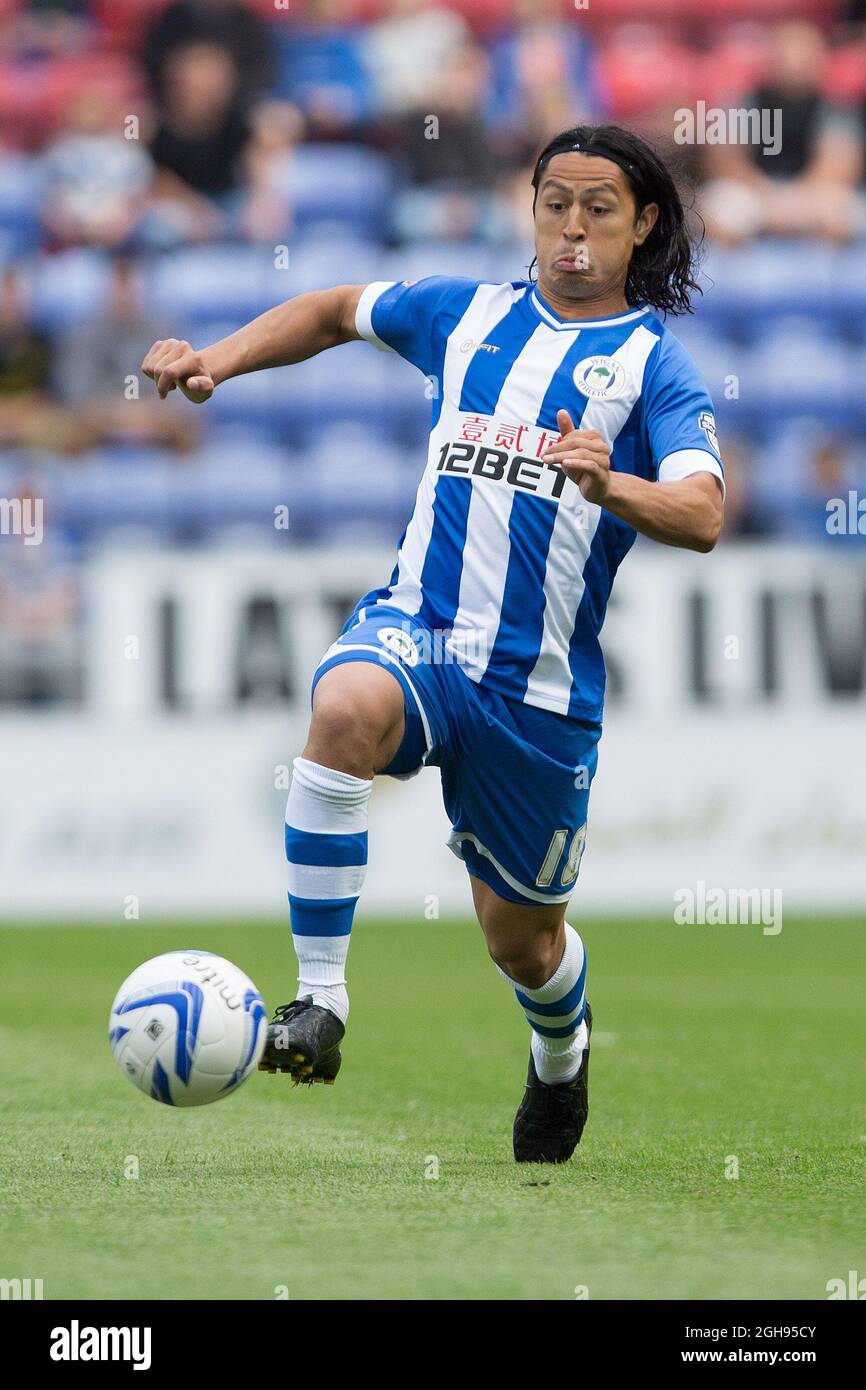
top-left (533, 153), bottom-right (658, 306)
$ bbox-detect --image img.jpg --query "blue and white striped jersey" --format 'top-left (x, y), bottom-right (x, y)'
top-left (354, 277), bottom-right (724, 722)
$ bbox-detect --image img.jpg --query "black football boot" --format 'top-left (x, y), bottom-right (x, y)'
top-left (258, 997), bottom-right (344, 1085)
top-left (513, 1002), bottom-right (592, 1163)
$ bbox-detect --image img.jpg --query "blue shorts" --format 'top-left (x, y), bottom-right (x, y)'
top-left (312, 606), bottom-right (602, 906)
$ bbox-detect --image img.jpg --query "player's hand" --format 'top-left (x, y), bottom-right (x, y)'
top-left (141, 339), bottom-right (216, 403)
top-left (541, 410), bottom-right (612, 504)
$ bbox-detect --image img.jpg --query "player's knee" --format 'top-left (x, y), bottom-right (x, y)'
top-left (487, 934), bottom-right (562, 990)
top-left (475, 885), bottom-right (566, 987)
top-left (305, 672), bottom-right (402, 778)
top-left (305, 697), bottom-right (378, 775)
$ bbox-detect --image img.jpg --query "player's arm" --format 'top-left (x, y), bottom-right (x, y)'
top-left (141, 285), bottom-right (366, 403)
top-left (602, 468), bottom-right (722, 552)
top-left (543, 409), bottom-right (723, 553)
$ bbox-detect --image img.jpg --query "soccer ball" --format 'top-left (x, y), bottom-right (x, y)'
top-left (108, 950), bottom-right (267, 1107)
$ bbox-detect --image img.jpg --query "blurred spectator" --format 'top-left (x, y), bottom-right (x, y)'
top-left (782, 437), bottom-right (866, 542)
top-left (700, 21), bottom-right (866, 244)
top-left (0, 266), bottom-right (90, 452)
top-left (829, 21), bottom-right (866, 212)
top-left (842, 0), bottom-right (866, 24)
top-left (38, 86), bottom-right (154, 250)
top-left (144, 0), bottom-right (274, 103)
top-left (149, 41), bottom-right (251, 238)
top-left (0, 267), bottom-right (51, 399)
top-left (54, 257), bottom-right (197, 453)
top-left (54, 258), bottom-right (158, 406)
top-left (485, 0), bottom-right (608, 169)
top-left (0, 0), bottom-right (91, 62)
top-left (274, 0), bottom-right (375, 140)
top-left (0, 482), bottom-right (81, 704)
top-left (365, 0), bottom-right (470, 115)
top-left (753, 420), bottom-right (866, 542)
top-left (243, 99), bottom-right (307, 243)
top-left (0, 263), bottom-right (194, 455)
top-left (716, 435), bottom-right (768, 539)
top-left (0, 0), bottom-right (862, 577)
top-left (389, 41), bottom-right (511, 242)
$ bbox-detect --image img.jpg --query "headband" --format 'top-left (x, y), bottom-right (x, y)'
top-left (535, 139), bottom-right (639, 186)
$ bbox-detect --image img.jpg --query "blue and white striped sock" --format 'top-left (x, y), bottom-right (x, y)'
top-left (499, 924), bottom-right (588, 1085)
top-left (284, 756), bottom-right (371, 1026)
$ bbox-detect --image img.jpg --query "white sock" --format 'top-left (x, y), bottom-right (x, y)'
top-left (284, 756), bottom-right (372, 1025)
top-left (498, 923), bottom-right (588, 1084)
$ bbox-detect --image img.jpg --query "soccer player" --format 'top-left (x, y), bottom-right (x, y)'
top-left (142, 124), bottom-right (724, 1163)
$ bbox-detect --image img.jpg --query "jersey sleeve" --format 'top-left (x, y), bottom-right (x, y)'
top-left (643, 332), bottom-right (725, 497)
top-left (355, 276), bottom-right (470, 377)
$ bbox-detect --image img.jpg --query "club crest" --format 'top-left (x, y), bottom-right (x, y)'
top-left (573, 356), bottom-right (626, 400)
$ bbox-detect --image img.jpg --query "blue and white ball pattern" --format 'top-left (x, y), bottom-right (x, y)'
top-left (109, 951), bottom-right (267, 1107)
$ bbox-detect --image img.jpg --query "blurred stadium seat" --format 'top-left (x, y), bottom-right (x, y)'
top-left (270, 145), bottom-right (394, 238)
top-left (146, 248), bottom-right (289, 331)
top-left (0, 154), bottom-right (41, 261)
top-left (305, 423), bottom-right (419, 540)
top-left (29, 250), bottom-right (114, 331)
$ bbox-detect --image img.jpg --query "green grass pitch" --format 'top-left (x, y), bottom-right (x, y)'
top-left (1, 916), bottom-right (863, 1301)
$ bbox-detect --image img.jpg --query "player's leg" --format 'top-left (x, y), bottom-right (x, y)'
top-left (471, 877), bottom-right (592, 1163)
top-left (435, 674), bottom-right (599, 1158)
top-left (260, 661), bottom-right (407, 1084)
top-left (287, 661), bottom-right (404, 1016)
top-left (472, 877), bottom-right (590, 1089)
top-left (262, 604), bottom-right (445, 1085)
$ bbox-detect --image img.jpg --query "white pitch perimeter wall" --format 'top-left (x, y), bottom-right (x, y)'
top-left (1, 543), bottom-right (865, 917)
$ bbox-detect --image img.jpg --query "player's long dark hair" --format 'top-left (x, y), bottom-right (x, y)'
top-left (529, 123), bottom-right (703, 316)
